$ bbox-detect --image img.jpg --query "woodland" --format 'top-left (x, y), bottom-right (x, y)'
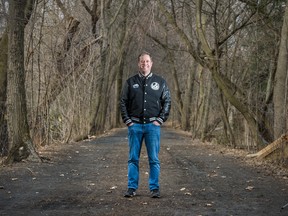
top-left (0, 0), bottom-right (287, 164)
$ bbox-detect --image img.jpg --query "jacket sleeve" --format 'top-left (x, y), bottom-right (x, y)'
top-left (120, 81), bottom-right (132, 126)
top-left (157, 81), bottom-right (171, 124)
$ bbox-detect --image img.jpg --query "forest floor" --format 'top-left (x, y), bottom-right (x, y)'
top-left (0, 127), bottom-right (288, 216)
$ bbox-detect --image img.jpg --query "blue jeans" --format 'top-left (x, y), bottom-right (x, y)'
top-left (127, 123), bottom-right (161, 191)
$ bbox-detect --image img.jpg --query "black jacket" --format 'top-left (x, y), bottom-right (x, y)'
top-left (120, 72), bottom-right (171, 125)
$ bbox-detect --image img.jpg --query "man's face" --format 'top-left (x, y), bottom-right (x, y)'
top-left (138, 54), bottom-right (153, 75)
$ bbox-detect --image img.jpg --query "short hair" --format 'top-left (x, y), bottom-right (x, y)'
top-left (138, 51), bottom-right (152, 62)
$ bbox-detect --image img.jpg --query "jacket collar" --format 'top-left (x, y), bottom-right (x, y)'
top-left (138, 72), bottom-right (153, 79)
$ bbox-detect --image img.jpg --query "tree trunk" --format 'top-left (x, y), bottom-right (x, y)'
top-left (0, 31), bottom-right (8, 156)
top-left (0, 0), bottom-right (35, 156)
top-left (273, 4), bottom-right (288, 139)
top-left (168, 51), bottom-right (183, 120)
top-left (219, 91), bottom-right (236, 147)
top-left (114, 50), bottom-right (127, 128)
top-left (5, 0), bottom-right (41, 164)
top-left (112, 0), bottom-right (130, 128)
top-left (181, 61), bottom-right (196, 131)
top-left (90, 0), bottom-right (116, 134)
top-left (200, 69), bottom-right (212, 141)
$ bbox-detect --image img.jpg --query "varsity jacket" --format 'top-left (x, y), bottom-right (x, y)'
top-left (120, 72), bottom-right (171, 125)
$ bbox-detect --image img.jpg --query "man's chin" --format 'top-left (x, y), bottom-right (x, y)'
top-left (142, 69), bottom-right (150, 74)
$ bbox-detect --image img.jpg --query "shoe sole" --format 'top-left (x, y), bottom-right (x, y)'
top-left (151, 192), bottom-right (160, 198)
top-left (124, 192), bottom-right (136, 198)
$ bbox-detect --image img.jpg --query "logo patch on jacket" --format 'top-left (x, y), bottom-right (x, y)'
top-left (133, 84), bottom-right (139, 88)
top-left (151, 82), bottom-right (160, 90)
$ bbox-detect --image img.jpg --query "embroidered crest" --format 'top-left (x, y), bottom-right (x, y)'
top-left (151, 82), bottom-right (160, 90)
top-left (133, 84), bottom-right (139, 88)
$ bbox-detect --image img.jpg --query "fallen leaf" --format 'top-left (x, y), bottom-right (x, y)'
top-left (245, 186), bottom-right (254, 191)
top-left (208, 173), bottom-right (218, 178)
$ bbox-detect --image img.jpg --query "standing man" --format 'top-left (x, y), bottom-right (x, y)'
top-left (120, 51), bottom-right (171, 198)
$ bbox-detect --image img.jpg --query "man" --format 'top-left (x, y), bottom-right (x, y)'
top-left (120, 51), bottom-right (171, 198)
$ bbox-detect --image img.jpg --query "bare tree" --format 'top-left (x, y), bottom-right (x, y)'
top-left (155, 0), bottom-right (281, 147)
top-left (30, 0), bottom-right (101, 145)
top-left (1, 0), bottom-right (285, 164)
top-left (5, 0), bottom-right (41, 164)
top-left (0, 29), bottom-right (8, 156)
top-left (0, 0), bottom-right (9, 155)
top-left (273, 4), bottom-right (288, 139)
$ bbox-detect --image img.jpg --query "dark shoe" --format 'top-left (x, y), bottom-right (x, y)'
top-left (151, 189), bottom-right (160, 198)
top-left (124, 188), bottom-right (136, 197)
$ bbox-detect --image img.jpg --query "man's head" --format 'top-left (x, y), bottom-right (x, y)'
top-left (138, 51), bottom-right (153, 76)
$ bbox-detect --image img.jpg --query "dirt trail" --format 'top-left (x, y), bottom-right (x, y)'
top-left (0, 127), bottom-right (288, 216)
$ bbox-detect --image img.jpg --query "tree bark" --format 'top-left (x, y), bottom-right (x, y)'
top-left (168, 51), bottom-right (183, 122)
top-left (0, 0), bottom-right (36, 156)
top-left (181, 62), bottom-right (196, 131)
top-left (273, 4), bottom-right (288, 139)
top-left (89, 0), bottom-right (110, 135)
top-left (200, 69), bottom-right (212, 141)
top-left (5, 0), bottom-right (41, 164)
top-left (0, 31), bottom-right (8, 156)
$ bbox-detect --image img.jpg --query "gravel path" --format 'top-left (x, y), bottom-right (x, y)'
top-left (0, 127), bottom-right (288, 216)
